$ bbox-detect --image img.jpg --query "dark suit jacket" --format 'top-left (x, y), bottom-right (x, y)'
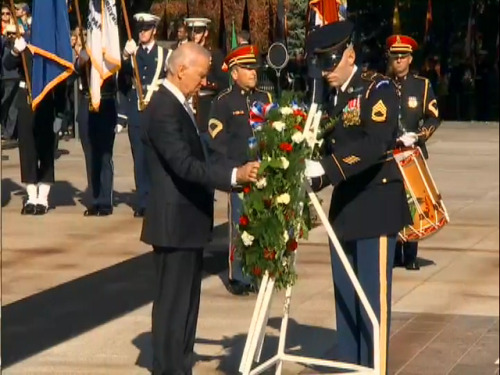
top-left (141, 84), bottom-right (233, 248)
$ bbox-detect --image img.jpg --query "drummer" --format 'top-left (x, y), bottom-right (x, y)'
top-left (386, 34), bottom-right (441, 270)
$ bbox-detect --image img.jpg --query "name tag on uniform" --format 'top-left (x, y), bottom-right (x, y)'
top-left (233, 110), bottom-right (245, 115)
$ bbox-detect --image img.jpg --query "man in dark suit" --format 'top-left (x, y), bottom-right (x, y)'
top-left (141, 42), bottom-right (260, 375)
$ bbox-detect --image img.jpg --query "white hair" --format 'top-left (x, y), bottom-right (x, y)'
top-left (167, 42), bottom-right (211, 76)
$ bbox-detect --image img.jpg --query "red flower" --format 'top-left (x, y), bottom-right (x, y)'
top-left (263, 248), bottom-right (276, 260)
top-left (294, 125), bottom-right (303, 132)
top-left (287, 239), bottom-right (298, 252)
top-left (239, 215), bottom-right (249, 226)
top-left (252, 266), bottom-right (262, 276)
top-left (243, 185), bottom-right (251, 194)
top-left (293, 109), bottom-right (307, 120)
top-left (279, 142), bottom-right (293, 153)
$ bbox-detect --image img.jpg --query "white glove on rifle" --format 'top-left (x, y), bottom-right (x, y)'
top-left (397, 132), bottom-right (418, 147)
top-left (123, 39), bottom-right (138, 58)
top-left (305, 159), bottom-right (325, 178)
top-left (13, 37), bottom-right (27, 54)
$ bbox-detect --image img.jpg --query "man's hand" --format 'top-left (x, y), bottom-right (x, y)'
top-left (77, 49), bottom-right (89, 65)
top-left (305, 159), bottom-right (325, 178)
top-left (123, 39), bottom-right (137, 58)
top-left (397, 132), bottom-right (418, 147)
top-left (236, 161), bottom-right (260, 183)
top-left (13, 37), bottom-right (27, 55)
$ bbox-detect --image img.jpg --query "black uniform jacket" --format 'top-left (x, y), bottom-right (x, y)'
top-left (317, 69), bottom-right (412, 241)
top-left (140, 84), bottom-right (234, 249)
top-left (207, 84), bottom-right (272, 167)
top-left (395, 73), bottom-right (441, 158)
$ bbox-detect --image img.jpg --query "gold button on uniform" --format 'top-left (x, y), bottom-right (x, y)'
top-left (382, 178), bottom-right (387, 183)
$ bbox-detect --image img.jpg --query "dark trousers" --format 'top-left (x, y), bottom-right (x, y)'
top-left (329, 235), bottom-right (396, 374)
top-left (126, 93), bottom-right (150, 209)
top-left (78, 96), bottom-right (117, 207)
top-left (152, 246), bottom-right (203, 375)
top-left (395, 241), bottom-right (418, 264)
top-left (1, 79), bottom-right (19, 139)
top-left (17, 89), bottom-right (56, 184)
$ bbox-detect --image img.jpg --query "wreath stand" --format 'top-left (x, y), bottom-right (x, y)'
top-left (238, 103), bottom-right (380, 375)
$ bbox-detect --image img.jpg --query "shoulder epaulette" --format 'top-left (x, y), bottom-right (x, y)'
top-left (215, 87), bottom-right (232, 101)
top-left (255, 88), bottom-right (273, 103)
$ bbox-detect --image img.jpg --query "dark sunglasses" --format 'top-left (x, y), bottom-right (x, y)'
top-left (2, 12), bottom-right (12, 15)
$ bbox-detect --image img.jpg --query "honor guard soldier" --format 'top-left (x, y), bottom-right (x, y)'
top-left (4, 36), bottom-right (65, 215)
top-left (185, 17), bottom-right (228, 136)
top-left (207, 45), bottom-right (272, 296)
top-left (120, 13), bottom-right (167, 217)
top-left (386, 34), bottom-right (441, 270)
top-left (304, 21), bottom-right (412, 373)
top-left (74, 43), bottom-right (118, 216)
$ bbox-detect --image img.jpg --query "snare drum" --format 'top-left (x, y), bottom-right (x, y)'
top-left (393, 147), bottom-right (450, 242)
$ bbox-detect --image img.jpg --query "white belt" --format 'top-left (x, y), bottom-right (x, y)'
top-left (19, 81), bottom-right (26, 89)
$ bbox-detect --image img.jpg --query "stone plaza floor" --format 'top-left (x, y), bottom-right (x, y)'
top-left (1, 122), bottom-right (499, 374)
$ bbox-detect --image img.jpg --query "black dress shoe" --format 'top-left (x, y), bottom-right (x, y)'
top-left (393, 258), bottom-right (405, 268)
top-left (34, 204), bottom-right (49, 215)
top-left (227, 280), bottom-right (251, 296)
top-left (98, 206), bottom-right (113, 216)
top-left (21, 203), bottom-right (36, 215)
top-left (133, 208), bottom-right (145, 218)
top-left (84, 206), bottom-right (100, 216)
top-left (405, 260), bottom-right (420, 271)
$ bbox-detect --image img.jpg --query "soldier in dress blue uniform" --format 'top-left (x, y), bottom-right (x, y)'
top-left (386, 35), bottom-right (441, 271)
top-left (74, 43), bottom-right (118, 216)
top-left (207, 45), bottom-right (272, 296)
top-left (119, 13), bottom-right (167, 217)
top-left (304, 21), bottom-right (412, 373)
top-left (185, 17), bottom-right (228, 135)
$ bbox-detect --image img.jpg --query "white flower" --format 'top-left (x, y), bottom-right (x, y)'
top-left (304, 132), bottom-right (317, 148)
top-left (241, 231), bottom-right (255, 247)
top-left (280, 157), bottom-right (289, 170)
top-left (272, 121), bottom-right (286, 131)
top-left (283, 231), bottom-right (289, 242)
top-left (280, 107), bottom-right (293, 115)
top-left (276, 193), bottom-right (291, 205)
top-left (291, 131), bottom-right (305, 143)
top-left (255, 177), bottom-right (267, 189)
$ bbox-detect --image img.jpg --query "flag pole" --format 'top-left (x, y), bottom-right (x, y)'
top-left (9, 0), bottom-right (32, 104)
top-left (120, 0), bottom-right (145, 110)
top-left (74, 0), bottom-right (94, 110)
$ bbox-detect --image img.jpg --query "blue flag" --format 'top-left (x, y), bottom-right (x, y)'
top-left (29, 0), bottom-right (73, 109)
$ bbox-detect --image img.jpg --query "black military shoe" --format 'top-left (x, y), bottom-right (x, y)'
top-left (133, 208), bottom-right (145, 218)
top-left (227, 280), bottom-right (252, 296)
top-left (84, 206), bottom-right (100, 216)
top-left (34, 204), bottom-right (49, 215)
top-left (98, 206), bottom-right (113, 216)
top-left (405, 260), bottom-right (420, 271)
top-left (21, 203), bottom-right (36, 215)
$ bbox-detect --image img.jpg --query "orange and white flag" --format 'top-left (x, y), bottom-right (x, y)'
top-left (86, 0), bottom-right (121, 110)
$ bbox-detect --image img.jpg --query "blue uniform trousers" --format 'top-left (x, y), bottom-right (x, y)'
top-left (126, 90), bottom-right (150, 210)
top-left (78, 96), bottom-right (116, 208)
top-left (329, 235), bottom-right (396, 374)
top-left (228, 192), bottom-right (252, 285)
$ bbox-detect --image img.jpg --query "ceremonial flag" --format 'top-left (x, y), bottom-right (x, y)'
top-left (28, 0), bottom-right (73, 110)
top-left (392, 0), bottom-right (401, 34)
top-left (86, 0), bottom-right (121, 110)
top-left (424, 0), bottom-right (432, 43)
top-left (308, 0), bottom-right (347, 29)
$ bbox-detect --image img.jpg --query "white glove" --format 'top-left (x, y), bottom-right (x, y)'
top-left (305, 159), bottom-right (325, 178)
top-left (123, 40), bottom-right (137, 57)
top-left (397, 132), bottom-right (418, 147)
top-left (14, 37), bottom-right (27, 53)
top-left (115, 124), bottom-right (124, 134)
